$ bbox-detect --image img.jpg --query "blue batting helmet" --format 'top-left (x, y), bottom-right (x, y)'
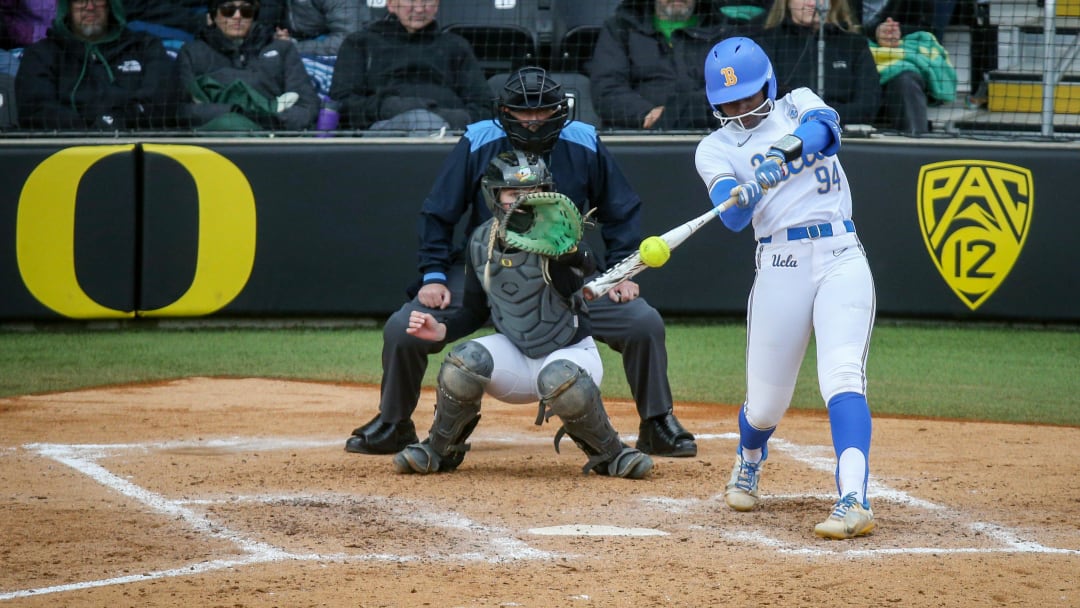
top-left (704, 37), bottom-right (777, 109)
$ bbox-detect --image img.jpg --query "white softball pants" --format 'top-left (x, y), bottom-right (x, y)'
top-left (744, 232), bottom-right (876, 430)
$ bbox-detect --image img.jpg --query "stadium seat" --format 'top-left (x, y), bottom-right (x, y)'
top-left (437, 0), bottom-right (545, 79)
top-left (550, 0), bottom-right (621, 74)
top-left (487, 71), bottom-right (602, 129)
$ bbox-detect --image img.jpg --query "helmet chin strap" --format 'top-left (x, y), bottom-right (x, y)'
top-left (713, 98), bottom-right (775, 131)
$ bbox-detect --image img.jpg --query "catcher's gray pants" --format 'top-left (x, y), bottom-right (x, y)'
top-left (374, 264), bottom-right (673, 424)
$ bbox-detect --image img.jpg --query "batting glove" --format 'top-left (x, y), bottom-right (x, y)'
top-left (731, 181), bottom-right (763, 209)
top-left (754, 152), bottom-right (786, 189)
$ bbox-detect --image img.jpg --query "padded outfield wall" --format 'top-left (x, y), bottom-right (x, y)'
top-left (0, 137), bottom-right (1075, 323)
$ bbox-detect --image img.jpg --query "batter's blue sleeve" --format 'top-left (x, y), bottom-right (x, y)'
top-left (797, 108), bottom-right (842, 156)
top-left (711, 177), bottom-right (753, 232)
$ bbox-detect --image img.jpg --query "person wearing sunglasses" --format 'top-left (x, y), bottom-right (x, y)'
top-left (175, 0), bottom-right (319, 131)
top-left (14, 0), bottom-right (180, 130)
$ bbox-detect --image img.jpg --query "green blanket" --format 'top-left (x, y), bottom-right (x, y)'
top-left (190, 75), bottom-right (274, 131)
top-left (870, 31), bottom-right (958, 103)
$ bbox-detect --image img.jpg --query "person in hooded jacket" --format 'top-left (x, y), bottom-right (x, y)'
top-left (176, 0), bottom-right (319, 131)
top-left (590, 0), bottom-right (735, 130)
top-left (327, 0), bottom-right (491, 132)
top-left (14, 0), bottom-right (179, 130)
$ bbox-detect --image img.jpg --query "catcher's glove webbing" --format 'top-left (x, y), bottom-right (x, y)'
top-left (499, 192), bottom-right (584, 257)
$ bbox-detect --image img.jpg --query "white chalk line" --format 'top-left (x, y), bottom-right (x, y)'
top-left (5, 432), bottom-right (1077, 600)
top-left (644, 435), bottom-right (1079, 558)
top-left (3, 440), bottom-right (562, 601)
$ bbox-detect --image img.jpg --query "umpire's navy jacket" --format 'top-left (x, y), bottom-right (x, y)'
top-left (415, 119), bottom-right (643, 295)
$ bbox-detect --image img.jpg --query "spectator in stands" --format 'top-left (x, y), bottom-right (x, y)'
top-left (756, 0), bottom-right (881, 126)
top-left (123, 0), bottom-right (205, 43)
top-left (1, 0), bottom-right (57, 49)
top-left (590, 0), bottom-right (732, 130)
top-left (177, 0), bottom-right (319, 131)
top-left (856, 0), bottom-right (934, 42)
top-left (14, 0), bottom-right (179, 130)
top-left (271, 0), bottom-right (365, 57)
top-left (853, 0), bottom-right (939, 134)
top-left (328, 0), bottom-right (492, 133)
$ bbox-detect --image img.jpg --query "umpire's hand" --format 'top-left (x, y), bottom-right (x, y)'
top-left (608, 280), bottom-right (640, 303)
top-left (418, 283), bottom-right (452, 309)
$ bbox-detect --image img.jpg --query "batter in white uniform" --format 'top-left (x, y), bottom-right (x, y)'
top-left (695, 37), bottom-right (877, 539)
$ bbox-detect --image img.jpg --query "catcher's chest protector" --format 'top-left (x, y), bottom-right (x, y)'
top-left (469, 223), bottom-right (579, 358)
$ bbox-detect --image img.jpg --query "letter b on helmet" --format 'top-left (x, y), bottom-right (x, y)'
top-left (704, 37), bottom-right (777, 108)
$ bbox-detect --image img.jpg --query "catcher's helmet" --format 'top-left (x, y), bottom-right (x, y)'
top-left (704, 37), bottom-right (777, 129)
top-left (481, 150), bottom-right (553, 230)
top-left (496, 67), bottom-right (570, 155)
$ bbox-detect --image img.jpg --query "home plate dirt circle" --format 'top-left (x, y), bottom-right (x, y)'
top-left (1, 377), bottom-right (1077, 607)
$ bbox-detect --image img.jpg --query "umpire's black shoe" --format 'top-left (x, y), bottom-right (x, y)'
top-left (344, 415), bottom-right (418, 455)
top-left (637, 412), bottom-right (697, 458)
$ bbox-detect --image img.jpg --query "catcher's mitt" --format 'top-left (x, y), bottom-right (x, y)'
top-left (499, 191), bottom-right (584, 257)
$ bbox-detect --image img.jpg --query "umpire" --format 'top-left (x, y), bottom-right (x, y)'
top-left (345, 67), bottom-right (697, 458)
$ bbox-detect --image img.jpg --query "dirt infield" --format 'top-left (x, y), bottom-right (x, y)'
top-left (1, 377), bottom-right (1078, 607)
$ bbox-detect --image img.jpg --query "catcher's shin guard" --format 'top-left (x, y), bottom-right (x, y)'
top-left (537, 360), bottom-right (653, 479)
top-left (395, 342), bottom-right (490, 474)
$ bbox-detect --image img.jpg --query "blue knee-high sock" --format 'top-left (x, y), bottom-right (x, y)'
top-left (827, 391), bottom-right (872, 504)
top-left (738, 405), bottom-right (775, 460)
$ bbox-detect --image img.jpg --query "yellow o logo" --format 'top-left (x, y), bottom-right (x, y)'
top-left (16, 144), bottom-right (256, 319)
top-left (141, 144), bottom-right (256, 317)
top-left (17, 145), bottom-right (136, 319)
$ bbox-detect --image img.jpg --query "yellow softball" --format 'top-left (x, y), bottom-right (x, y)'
top-left (639, 236), bottom-right (671, 268)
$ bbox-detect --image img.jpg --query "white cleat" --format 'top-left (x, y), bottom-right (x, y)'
top-left (814, 492), bottom-right (876, 539)
top-left (724, 453), bottom-right (763, 512)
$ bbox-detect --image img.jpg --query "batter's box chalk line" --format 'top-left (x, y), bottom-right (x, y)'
top-left (640, 436), bottom-right (1078, 558)
top-left (3, 440), bottom-right (564, 601)
top-left (5, 435), bottom-right (1077, 601)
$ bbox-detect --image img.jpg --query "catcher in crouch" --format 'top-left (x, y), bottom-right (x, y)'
top-left (397, 151), bottom-right (654, 479)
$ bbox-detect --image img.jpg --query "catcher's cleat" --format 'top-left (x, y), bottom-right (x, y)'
top-left (724, 453), bottom-right (764, 511)
top-left (814, 492), bottom-right (875, 540)
top-left (602, 447), bottom-right (654, 479)
top-left (636, 412), bottom-right (697, 457)
top-left (392, 441), bottom-right (444, 474)
top-left (345, 415), bottom-right (418, 455)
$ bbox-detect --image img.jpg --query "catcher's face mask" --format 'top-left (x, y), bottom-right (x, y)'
top-left (497, 187), bottom-right (543, 233)
top-left (481, 150), bottom-right (553, 222)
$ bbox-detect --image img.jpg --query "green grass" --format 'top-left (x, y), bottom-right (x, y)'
top-left (1, 320), bottom-right (1077, 425)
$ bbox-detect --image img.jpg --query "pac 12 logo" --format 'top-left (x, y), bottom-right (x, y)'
top-left (917, 160), bottom-right (1033, 310)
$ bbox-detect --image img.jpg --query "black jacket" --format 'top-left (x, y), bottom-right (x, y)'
top-left (417, 119), bottom-right (642, 284)
top-left (176, 22), bottom-right (320, 130)
top-left (328, 14), bottom-right (493, 130)
top-left (853, 0), bottom-right (935, 40)
top-left (590, 0), bottom-right (731, 130)
top-left (122, 0), bottom-right (206, 35)
top-left (756, 20), bottom-right (882, 125)
top-left (14, 0), bottom-right (179, 130)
